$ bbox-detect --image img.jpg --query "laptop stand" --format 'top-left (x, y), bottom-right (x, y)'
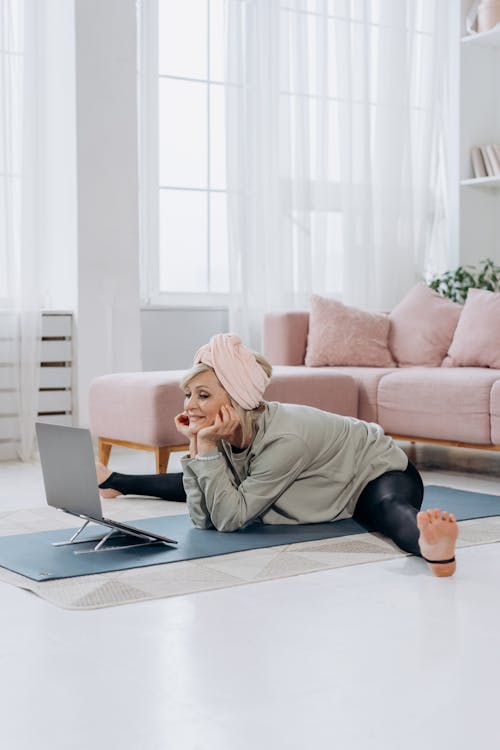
top-left (52, 518), bottom-right (166, 554)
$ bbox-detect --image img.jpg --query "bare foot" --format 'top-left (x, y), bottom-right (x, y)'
top-left (95, 462), bottom-right (122, 499)
top-left (417, 508), bottom-right (458, 577)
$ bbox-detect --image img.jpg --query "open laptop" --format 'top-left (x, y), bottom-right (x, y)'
top-left (35, 422), bottom-right (177, 552)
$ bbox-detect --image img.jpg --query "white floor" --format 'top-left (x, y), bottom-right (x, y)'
top-left (1, 444), bottom-right (500, 750)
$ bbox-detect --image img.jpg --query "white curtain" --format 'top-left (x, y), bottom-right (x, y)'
top-left (336, 0), bottom-right (451, 310)
top-left (225, 0), bottom-right (451, 348)
top-left (1, 0), bottom-right (43, 461)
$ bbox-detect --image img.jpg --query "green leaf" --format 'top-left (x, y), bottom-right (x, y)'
top-left (427, 257), bottom-right (500, 304)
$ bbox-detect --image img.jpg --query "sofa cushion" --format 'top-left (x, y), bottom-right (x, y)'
top-left (262, 311), bottom-right (310, 366)
top-left (329, 367), bottom-right (397, 422)
top-left (377, 367), bottom-right (500, 444)
top-left (389, 283), bottom-right (462, 366)
top-left (305, 295), bottom-right (395, 367)
top-left (266, 366), bottom-right (358, 417)
top-left (490, 379), bottom-right (500, 445)
top-left (444, 288), bottom-right (500, 368)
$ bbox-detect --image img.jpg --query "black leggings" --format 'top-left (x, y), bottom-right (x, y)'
top-left (100, 459), bottom-right (424, 556)
top-left (352, 460), bottom-right (424, 556)
top-left (100, 470), bottom-right (187, 502)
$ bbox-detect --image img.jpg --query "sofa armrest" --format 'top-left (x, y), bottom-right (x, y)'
top-left (262, 311), bottom-right (309, 365)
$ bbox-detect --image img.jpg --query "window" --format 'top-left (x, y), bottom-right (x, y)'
top-left (140, 0), bottom-right (447, 306)
top-left (139, 0), bottom-right (229, 305)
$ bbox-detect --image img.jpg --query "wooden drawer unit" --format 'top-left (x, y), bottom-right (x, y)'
top-left (0, 312), bottom-right (19, 457)
top-left (0, 311), bottom-right (74, 457)
top-left (38, 312), bottom-right (74, 426)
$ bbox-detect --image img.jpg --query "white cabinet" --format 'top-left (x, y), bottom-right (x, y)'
top-left (459, 3), bottom-right (500, 267)
top-left (0, 311), bottom-right (74, 458)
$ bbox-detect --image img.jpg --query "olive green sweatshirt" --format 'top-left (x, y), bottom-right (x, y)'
top-left (181, 401), bottom-right (408, 532)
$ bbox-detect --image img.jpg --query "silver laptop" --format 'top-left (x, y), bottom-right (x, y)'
top-left (36, 422), bottom-right (177, 552)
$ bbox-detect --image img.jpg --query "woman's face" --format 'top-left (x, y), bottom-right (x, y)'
top-left (183, 370), bottom-right (232, 434)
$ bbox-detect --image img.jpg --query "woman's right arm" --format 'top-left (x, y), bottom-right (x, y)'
top-left (180, 456), bottom-right (215, 529)
top-left (175, 412), bottom-right (197, 457)
top-left (188, 437), bottom-right (197, 460)
top-left (175, 411), bottom-right (216, 528)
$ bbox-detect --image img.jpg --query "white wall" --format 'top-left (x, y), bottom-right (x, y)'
top-left (141, 307), bottom-right (229, 371)
top-left (74, 0), bottom-right (142, 425)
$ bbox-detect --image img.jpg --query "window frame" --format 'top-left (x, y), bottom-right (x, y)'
top-left (138, 0), bottom-right (230, 308)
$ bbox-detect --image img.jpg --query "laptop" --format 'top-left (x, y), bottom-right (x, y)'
top-left (35, 422), bottom-right (177, 550)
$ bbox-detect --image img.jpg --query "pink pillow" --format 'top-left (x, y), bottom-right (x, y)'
top-left (305, 295), bottom-right (395, 367)
top-left (389, 283), bottom-right (462, 366)
top-left (444, 288), bottom-right (500, 368)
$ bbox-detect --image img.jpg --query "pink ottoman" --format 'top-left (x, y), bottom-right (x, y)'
top-left (89, 367), bottom-right (358, 472)
top-left (89, 371), bottom-right (188, 472)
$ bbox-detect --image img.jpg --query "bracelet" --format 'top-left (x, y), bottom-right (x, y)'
top-left (195, 452), bottom-right (222, 462)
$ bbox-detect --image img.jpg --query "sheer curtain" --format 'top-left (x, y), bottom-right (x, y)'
top-left (1, 0), bottom-right (43, 461)
top-left (225, 0), bottom-right (451, 348)
top-left (336, 1), bottom-right (450, 310)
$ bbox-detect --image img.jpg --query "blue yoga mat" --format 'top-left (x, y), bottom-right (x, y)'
top-left (0, 485), bottom-right (499, 581)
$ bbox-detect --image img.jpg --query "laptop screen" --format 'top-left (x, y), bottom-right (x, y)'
top-left (35, 422), bottom-right (104, 521)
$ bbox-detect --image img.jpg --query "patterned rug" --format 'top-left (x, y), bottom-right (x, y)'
top-left (1, 494), bottom-right (499, 610)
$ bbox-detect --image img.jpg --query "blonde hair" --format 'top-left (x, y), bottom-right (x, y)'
top-left (180, 353), bottom-right (273, 447)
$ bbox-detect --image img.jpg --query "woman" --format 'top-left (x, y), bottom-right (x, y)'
top-left (97, 333), bottom-right (458, 577)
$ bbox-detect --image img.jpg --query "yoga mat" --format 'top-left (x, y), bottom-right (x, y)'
top-left (0, 485), bottom-right (498, 582)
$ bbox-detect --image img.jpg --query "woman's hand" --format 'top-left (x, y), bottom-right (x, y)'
top-left (174, 411), bottom-right (194, 439)
top-left (175, 412), bottom-right (198, 458)
top-left (197, 404), bottom-right (241, 454)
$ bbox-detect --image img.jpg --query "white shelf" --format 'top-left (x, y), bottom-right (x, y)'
top-left (462, 27), bottom-right (500, 48)
top-left (461, 175), bottom-right (500, 187)
top-left (459, 6), bottom-right (500, 265)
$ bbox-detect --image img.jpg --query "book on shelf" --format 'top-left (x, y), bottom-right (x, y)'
top-left (486, 145), bottom-right (500, 175)
top-left (493, 144), bottom-right (500, 168)
top-left (481, 145), bottom-right (500, 176)
top-left (471, 144), bottom-right (500, 178)
top-left (471, 146), bottom-right (487, 178)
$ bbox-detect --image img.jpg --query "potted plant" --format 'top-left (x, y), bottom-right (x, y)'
top-left (428, 257), bottom-right (500, 304)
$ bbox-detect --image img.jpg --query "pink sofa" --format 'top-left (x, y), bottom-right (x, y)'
top-left (263, 310), bottom-right (500, 452)
top-left (89, 284), bottom-right (500, 469)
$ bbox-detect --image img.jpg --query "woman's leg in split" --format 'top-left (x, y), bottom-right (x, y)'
top-left (353, 460), bottom-right (458, 577)
top-left (353, 460), bottom-right (423, 556)
top-left (96, 463), bottom-right (186, 502)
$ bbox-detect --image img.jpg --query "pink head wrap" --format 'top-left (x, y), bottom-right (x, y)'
top-left (193, 333), bottom-right (270, 410)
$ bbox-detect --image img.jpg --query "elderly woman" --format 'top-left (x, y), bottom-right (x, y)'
top-left (97, 333), bottom-right (458, 577)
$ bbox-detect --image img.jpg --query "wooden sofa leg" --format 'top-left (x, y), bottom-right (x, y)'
top-left (97, 438), bottom-right (188, 473)
top-left (155, 446), bottom-right (171, 474)
top-left (98, 438), bottom-right (112, 466)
